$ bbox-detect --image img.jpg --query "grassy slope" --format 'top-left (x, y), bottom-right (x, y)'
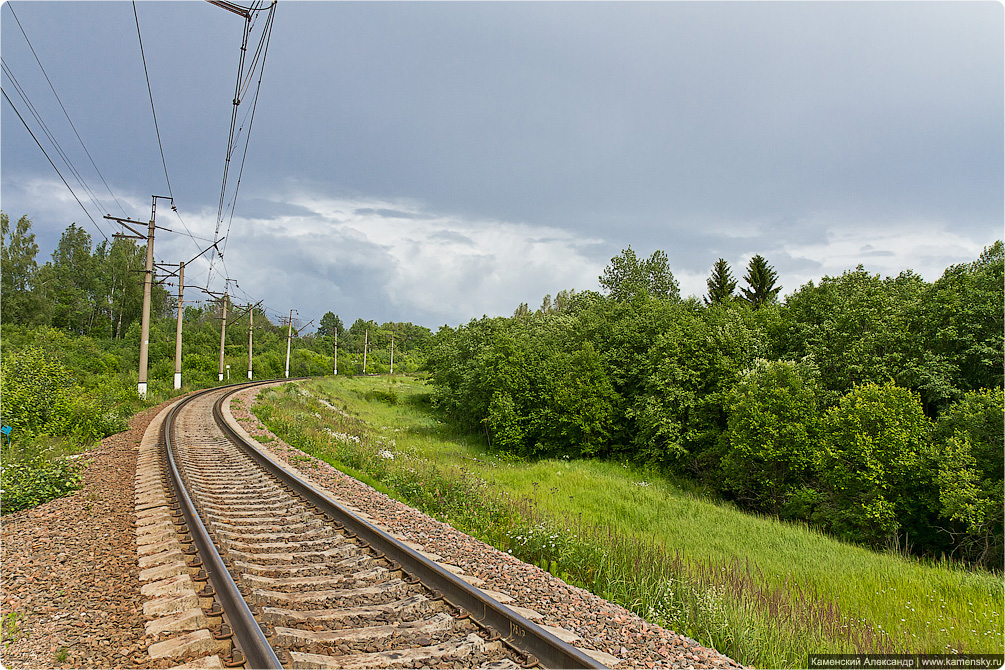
top-left (256, 376), bottom-right (1003, 665)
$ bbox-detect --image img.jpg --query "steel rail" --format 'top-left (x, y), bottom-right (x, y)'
top-left (212, 383), bottom-right (606, 669)
top-left (162, 381), bottom-right (284, 670)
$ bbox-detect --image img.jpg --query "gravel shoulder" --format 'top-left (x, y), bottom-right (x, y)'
top-left (1, 399), bottom-right (179, 670)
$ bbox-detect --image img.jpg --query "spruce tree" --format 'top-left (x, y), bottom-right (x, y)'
top-left (741, 254), bottom-right (782, 309)
top-left (704, 258), bottom-right (737, 306)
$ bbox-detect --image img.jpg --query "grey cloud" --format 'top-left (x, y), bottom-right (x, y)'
top-left (428, 230), bottom-right (476, 246)
top-left (353, 208), bottom-right (425, 220)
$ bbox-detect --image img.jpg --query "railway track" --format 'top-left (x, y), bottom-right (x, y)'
top-left (134, 382), bottom-right (605, 670)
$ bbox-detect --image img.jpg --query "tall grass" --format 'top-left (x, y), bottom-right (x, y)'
top-left (251, 377), bottom-right (1004, 668)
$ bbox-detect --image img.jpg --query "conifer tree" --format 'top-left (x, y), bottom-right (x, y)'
top-left (704, 258), bottom-right (737, 306)
top-left (741, 254), bottom-right (782, 308)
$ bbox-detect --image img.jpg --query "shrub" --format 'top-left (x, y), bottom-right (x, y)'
top-left (0, 445), bottom-right (83, 514)
top-left (722, 359), bottom-right (820, 515)
top-left (813, 381), bottom-right (932, 547)
top-left (1, 346), bottom-right (73, 437)
top-left (931, 388), bottom-right (1004, 569)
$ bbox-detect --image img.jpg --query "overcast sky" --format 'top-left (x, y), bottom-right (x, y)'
top-left (2, 1), bottom-right (1002, 331)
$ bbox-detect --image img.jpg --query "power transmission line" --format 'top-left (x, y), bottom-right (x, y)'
top-left (1, 87), bottom-right (107, 240)
top-left (1, 59), bottom-right (110, 224)
top-left (6, 2), bottom-right (128, 218)
top-left (132, 1), bottom-right (173, 200)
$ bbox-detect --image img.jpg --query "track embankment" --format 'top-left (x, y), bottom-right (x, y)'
top-left (0, 383), bottom-right (742, 670)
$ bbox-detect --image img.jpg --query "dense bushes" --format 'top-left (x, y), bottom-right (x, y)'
top-left (721, 359), bottom-right (819, 515)
top-left (1, 451), bottom-right (83, 515)
top-left (0, 344), bottom-right (129, 441)
top-left (0, 345), bottom-right (121, 514)
top-left (427, 243), bottom-right (1004, 568)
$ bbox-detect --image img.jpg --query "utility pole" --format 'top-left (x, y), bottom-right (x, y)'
top-left (248, 305), bottom-right (254, 380)
top-left (390, 330), bottom-right (394, 375)
top-left (333, 327), bottom-right (338, 376)
top-left (105, 194), bottom-right (171, 399)
top-left (173, 261), bottom-right (185, 389)
top-left (284, 308), bottom-right (295, 378)
top-left (362, 329), bottom-right (368, 375)
top-left (217, 291), bottom-right (229, 382)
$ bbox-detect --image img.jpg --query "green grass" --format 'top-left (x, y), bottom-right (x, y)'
top-left (251, 376), bottom-right (1004, 668)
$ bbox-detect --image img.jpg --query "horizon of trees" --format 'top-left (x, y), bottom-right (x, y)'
top-left (1, 213), bottom-right (434, 385)
top-left (426, 242), bottom-right (1005, 569)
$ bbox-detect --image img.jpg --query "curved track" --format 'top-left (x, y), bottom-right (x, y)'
top-left (147, 382), bottom-right (604, 669)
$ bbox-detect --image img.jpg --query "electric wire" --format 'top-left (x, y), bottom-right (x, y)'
top-left (1, 59), bottom-right (110, 223)
top-left (2, 87), bottom-right (107, 241)
top-left (207, 0), bottom-right (275, 289)
top-left (132, 1), bottom-right (173, 200)
top-left (217, 3), bottom-right (275, 267)
top-left (6, 2), bottom-right (128, 218)
top-left (209, 9), bottom-right (252, 283)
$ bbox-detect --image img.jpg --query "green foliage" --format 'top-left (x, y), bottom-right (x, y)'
top-left (741, 254), bottom-right (781, 309)
top-left (599, 245), bottom-right (680, 302)
top-left (0, 343), bottom-right (133, 444)
top-left (931, 388), bottom-right (1004, 569)
top-left (1, 212), bottom-right (42, 325)
top-left (363, 387), bottom-right (398, 405)
top-left (705, 257), bottom-right (738, 306)
top-left (722, 359), bottom-right (819, 515)
top-left (425, 241), bottom-right (1003, 564)
top-left (924, 242), bottom-right (1004, 398)
top-left (317, 311), bottom-right (343, 339)
top-left (487, 391), bottom-right (524, 452)
top-left (630, 301), bottom-right (768, 477)
top-left (781, 266), bottom-right (965, 412)
top-left (1, 345), bottom-right (74, 436)
top-left (813, 382), bottom-right (932, 547)
top-left (1, 447), bottom-right (83, 514)
top-left (259, 377), bottom-right (1005, 667)
top-left (1, 213), bottom-right (168, 338)
top-left (2, 610), bottom-right (23, 647)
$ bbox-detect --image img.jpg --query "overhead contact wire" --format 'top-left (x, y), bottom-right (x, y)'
top-left (218, 4), bottom-right (275, 266)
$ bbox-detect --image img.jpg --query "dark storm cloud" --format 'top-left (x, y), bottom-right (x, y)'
top-left (2, 1), bottom-right (1000, 328)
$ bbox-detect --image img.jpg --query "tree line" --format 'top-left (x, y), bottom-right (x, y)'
top-left (1, 213), bottom-right (434, 388)
top-left (426, 243), bottom-right (1004, 569)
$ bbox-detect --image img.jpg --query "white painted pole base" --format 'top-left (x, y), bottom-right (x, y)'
top-left (219, 373), bottom-right (224, 382)
top-left (137, 381), bottom-right (148, 399)
top-left (174, 373), bottom-right (182, 390)
top-left (248, 370), bottom-right (252, 380)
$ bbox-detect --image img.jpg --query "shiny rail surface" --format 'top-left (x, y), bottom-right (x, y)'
top-left (160, 382), bottom-right (605, 669)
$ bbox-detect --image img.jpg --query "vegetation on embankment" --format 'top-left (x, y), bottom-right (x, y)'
top-left (252, 376), bottom-right (1004, 669)
top-left (425, 242), bottom-right (1004, 571)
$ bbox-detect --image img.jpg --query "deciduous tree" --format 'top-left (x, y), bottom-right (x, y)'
top-left (600, 246), bottom-right (680, 302)
top-left (1, 213), bottom-right (41, 325)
